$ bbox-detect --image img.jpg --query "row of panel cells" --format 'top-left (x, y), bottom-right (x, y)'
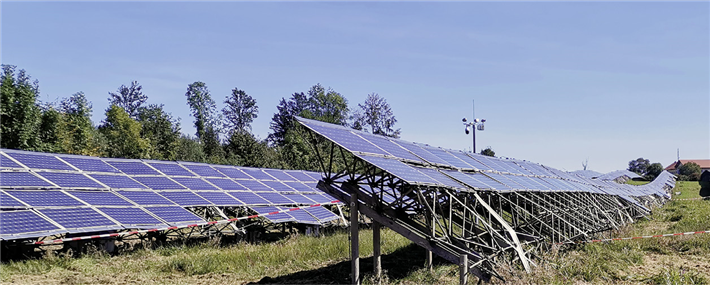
top-left (250, 206), bottom-right (338, 224)
top-left (2, 150), bottom-right (320, 183)
top-left (0, 171), bottom-right (322, 193)
top-left (0, 190), bottom-right (336, 208)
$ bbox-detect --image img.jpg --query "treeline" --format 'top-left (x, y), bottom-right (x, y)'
top-left (0, 64), bottom-right (401, 171)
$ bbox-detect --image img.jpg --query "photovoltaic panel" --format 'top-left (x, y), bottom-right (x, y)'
top-left (98, 207), bottom-right (163, 226)
top-left (0, 210), bottom-right (63, 237)
top-left (281, 208), bottom-right (319, 224)
top-left (261, 181), bottom-right (293, 192)
top-left (303, 123), bottom-right (390, 156)
top-left (58, 156), bottom-right (119, 173)
top-left (204, 178), bottom-right (246, 190)
top-left (302, 193), bottom-right (335, 204)
top-left (149, 162), bottom-right (195, 176)
top-left (195, 191), bottom-right (244, 206)
top-left (116, 191), bottom-right (175, 206)
top-left (359, 156), bottom-right (440, 185)
top-left (304, 206), bottom-right (339, 222)
top-left (5, 152), bottom-right (74, 171)
top-left (228, 192), bottom-right (269, 205)
top-left (282, 194), bottom-right (315, 204)
top-left (38, 208), bottom-right (118, 230)
top-left (6, 190), bottom-right (84, 207)
top-left (424, 148), bottom-right (476, 169)
top-left (283, 181), bottom-right (314, 192)
top-left (90, 174), bottom-right (146, 189)
top-left (0, 155), bottom-right (22, 168)
top-left (415, 167), bottom-right (465, 189)
top-left (304, 172), bottom-right (322, 181)
top-left (257, 192), bottom-right (294, 205)
top-left (132, 177), bottom-right (184, 190)
top-left (471, 156), bottom-right (508, 173)
top-left (0, 191), bottom-right (27, 208)
top-left (469, 173), bottom-right (511, 191)
top-left (240, 168), bottom-right (275, 180)
top-left (37, 172), bottom-right (104, 188)
top-left (213, 167), bottom-right (251, 179)
top-left (0, 172), bottom-right (54, 188)
top-left (143, 206), bottom-right (204, 224)
top-left (302, 182), bottom-right (320, 192)
top-left (483, 173), bottom-right (518, 191)
top-left (107, 161), bottom-right (160, 175)
top-left (443, 171), bottom-right (495, 190)
top-left (238, 180), bottom-right (273, 192)
top-left (450, 152), bottom-right (491, 171)
top-left (357, 134), bottom-right (423, 162)
top-left (67, 191), bottom-right (133, 206)
top-left (263, 169), bottom-right (296, 181)
top-left (159, 191), bottom-right (212, 206)
top-left (285, 171), bottom-right (316, 182)
top-left (181, 164), bottom-right (224, 177)
top-left (250, 206), bottom-right (294, 223)
top-left (389, 141), bottom-right (450, 166)
top-left (171, 177), bottom-right (218, 190)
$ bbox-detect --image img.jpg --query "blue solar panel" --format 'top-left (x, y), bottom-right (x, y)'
top-left (450, 152), bottom-right (491, 171)
top-left (6, 190), bottom-right (84, 207)
top-left (358, 134), bottom-right (422, 162)
top-left (181, 164), bottom-right (224, 177)
top-left (304, 206), bottom-right (339, 222)
top-left (67, 191), bottom-right (133, 206)
top-left (282, 208), bottom-right (319, 224)
top-left (59, 156), bottom-right (119, 173)
top-left (285, 171), bottom-right (316, 182)
top-left (0, 210), bottom-right (63, 236)
top-left (172, 177), bottom-right (218, 190)
top-left (5, 152), bottom-right (74, 171)
top-left (250, 206), bottom-right (294, 222)
top-left (39, 208), bottom-right (118, 229)
top-left (424, 147), bottom-right (474, 169)
top-left (257, 192), bottom-right (294, 205)
top-left (98, 207), bottom-right (163, 226)
top-left (238, 180), bottom-right (273, 192)
top-left (261, 180), bottom-right (293, 192)
top-left (443, 171), bottom-right (494, 190)
top-left (107, 161), bottom-right (160, 175)
top-left (116, 191), bottom-right (175, 206)
top-left (283, 181), bottom-right (314, 192)
top-left (0, 191), bottom-right (27, 208)
top-left (282, 193), bottom-right (316, 204)
top-left (204, 178), bottom-right (246, 190)
top-left (263, 169), bottom-right (296, 181)
top-left (415, 167), bottom-right (465, 189)
top-left (144, 206), bottom-right (204, 224)
top-left (37, 172), bottom-right (104, 188)
top-left (303, 123), bottom-right (390, 156)
top-left (213, 166), bottom-right (251, 179)
top-left (481, 173), bottom-right (516, 191)
top-left (302, 193), bottom-right (335, 204)
top-left (0, 155), bottom-right (23, 168)
top-left (149, 162), bottom-right (195, 176)
top-left (240, 168), bottom-right (275, 180)
top-left (90, 174), bottom-right (146, 189)
top-left (302, 182), bottom-right (320, 193)
top-left (359, 156), bottom-right (439, 185)
top-left (159, 191), bottom-right (212, 206)
top-left (304, 172), bottom-right (322, 181)
top-left (389, 141), bottom-right (450, 166)
top-left (0, 172), bottom-right (54, 187)
top-left (196, 191), bottom-right (244, 206)
top-left (133, 177), bottom-right (184, 190)
top-left (228, 192), bottom-right (269, 205)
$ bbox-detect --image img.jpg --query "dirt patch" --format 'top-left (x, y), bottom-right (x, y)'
top-left (628, 254), bottom-right (710, 280)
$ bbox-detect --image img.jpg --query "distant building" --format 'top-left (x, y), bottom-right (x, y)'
top-left (664, 159), bottom-right (710, 174)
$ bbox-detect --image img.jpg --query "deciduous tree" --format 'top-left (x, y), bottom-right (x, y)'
top-left (0, 65), bottom-right (42, 150)
top-left (352, 93), bottom-right (400, 138)
top-left (222, 87), bottom-right (258, 135)
top-left (108, 81), bottom-right (147, 119)
top-left (628, 158), bottom-right (650, 175)
top-left (99, 105), bottom-right (151, 158)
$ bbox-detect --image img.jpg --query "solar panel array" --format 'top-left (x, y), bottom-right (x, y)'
top-left (0, 149), bottom-right (340, 241)
top-left (297, 117), bottom-right (673, 205)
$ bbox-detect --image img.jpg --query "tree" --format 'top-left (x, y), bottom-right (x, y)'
top-left (58, 92), bottom-right (101, 155)
top-left (175, 135), bottom-right (206, 163)
top-left (35, 103), bottom-right (64, 153)
top-left (223, 131), bottom-right (284, 168)
top-left (352, 93), bottom-right (400, 138)
top-left (268, 92), bottom-right (309, 146)
top-left (628, 158), bottom-right (650, 175)
top-left (0, 64), bottom-right (42, 150)
top-left (645, 162), bottom-right (664, 181)
top-left (99, 105), bottom-right (151, 158)
top-left (481, 147), bottom-right (495, 157)
top-left (137, 104), bottom-right (181, 160)
top-left (678, 162), bottom-right (702, 181)
top-left (108, 81), bottom-right (147, 120)
top-left (185, 82), bottom-right (222, 158)
top-left (222, 87), bottom-right (258, 135)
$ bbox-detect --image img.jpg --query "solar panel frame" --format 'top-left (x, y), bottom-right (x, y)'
top-left (358, 156), bottom-right (440, 185)
top-left (304, 206), bottom-right (339, 222)
top-left (171, 177), bottom-right (219, 190)
top-left (4, 151), bottom-right (75, 171)
top-left (302, 123), bottom-right (390, 156)
top-left (0, 171), bottom-right (55, 188)
top-left (148, 162), bottom-right (195, 176)
top-left (204, 178), bottom-right (247, 190)
top-left (195, 191), bottom-right (244, 206)
top-left (116, 191), bottom-right (175, 206)
top-left (238, 180), bottom-right (274, 192)
top-left (6, 190), bottom-right (85, 207)
top-left (213, 166), bottom-right (252, 179)
top-left (0, 210), bottom-right (65, 238)
top-left (180, 163), bottom-right (225, 177)
top-left (261, 180), bottom-right (294, 192)
top-left (250, 206), bottom-right (294, 223)
top-left (257, 192), bottom-right (295, 205)
top-left (97, 207), bottom-right (164, 227)
top-left (132, 176), bottom-right (185, 190)
top-left (158, 191), bottom-right (212, 206)
top-left (38, 208), bottom-right (121, 232)
top-left (356, 133), bottom-right (423, 162)
top-left (228, 191), bottom-right (269, 205)
top-left (57, 156), bottom-right (119, 173)
top-left (67, 191), bottom-right (134, 206)
top-left (282, 193), bottom-right (316, 204)
top-left (143, 206), bottom-right (205, 225)
top-left (262, 169), bottom-right (296, 181)
top-left (240, 168), bottom-right (275, 180)
top-left (281, 208), bottom-right (319, 224)
top-left (0, 154), bottom-right (23, 169)
top-left (106, 161), bottom-right (161, 175)
top-left (89, 174), bottom-right (147, 189)
top-left (37, 172), bottom-right (105, 189)
top-left (389, 141), bottom-right (451, 166)
top-left (0, 191), bottom-right (29, 208)
top-left (284, 171), bottom-right (316, 182)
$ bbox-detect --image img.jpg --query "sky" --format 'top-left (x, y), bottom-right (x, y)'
top-left (2, 1), bottom-right (708, 173)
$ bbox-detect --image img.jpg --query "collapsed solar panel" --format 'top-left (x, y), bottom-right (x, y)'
top-left (295, 116), bottom-right (675, 281)
top-left (0, 148), bottom-right (342, 241)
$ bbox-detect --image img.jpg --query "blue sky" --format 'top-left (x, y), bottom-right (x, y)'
top-left (2, 2), bottom-right (708, 173)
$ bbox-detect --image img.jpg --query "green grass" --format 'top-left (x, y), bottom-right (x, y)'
top-left (627, 180), bottom-right (650, 186)
top-left (672, 180), bottom-right (704, 199)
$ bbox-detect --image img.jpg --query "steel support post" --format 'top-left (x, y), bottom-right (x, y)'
top-left (460, 254), bottom-right (468, 285)
top-left (351, 190), bottom-right (360, 285)
top-left (373, 220), bottom-right (382, 280)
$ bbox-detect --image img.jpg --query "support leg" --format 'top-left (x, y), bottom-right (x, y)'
top-left (460, 254), bottom-right (468, 285)
top-left (351, 191), bottom-right (360, 285)
top-left (373, 220), bottom-right (382, 281)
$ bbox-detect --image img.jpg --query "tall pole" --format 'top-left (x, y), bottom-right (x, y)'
top-left (350, 190), bottom-right (360, 285)
top-left (472, 100), bottom-right (476, 153)
top-left (472, 126), bottom-right (476, 154)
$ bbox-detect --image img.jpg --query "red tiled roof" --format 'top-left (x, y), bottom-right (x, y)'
top-left (665, 159), bottom-right (710, 170)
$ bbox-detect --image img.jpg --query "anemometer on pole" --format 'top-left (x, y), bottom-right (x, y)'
top-left (462, 100), bottom-right (486, 153)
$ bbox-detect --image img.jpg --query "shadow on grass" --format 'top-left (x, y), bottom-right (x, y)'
top-left (248, 243), bottom-right (450, 284)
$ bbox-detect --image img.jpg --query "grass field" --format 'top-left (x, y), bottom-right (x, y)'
top-left (1, 181), bottom-right (708, 284)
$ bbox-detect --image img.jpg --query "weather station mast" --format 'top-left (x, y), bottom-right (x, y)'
top-left (462, 100), bottom-right (485, 153)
